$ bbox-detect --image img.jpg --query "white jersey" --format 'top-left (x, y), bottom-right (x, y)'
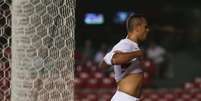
top-left (103, 38), bottom-right (143, 82)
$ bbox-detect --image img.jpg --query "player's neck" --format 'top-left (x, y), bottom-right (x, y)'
top-left (127, 34), bottom-right (138, 43)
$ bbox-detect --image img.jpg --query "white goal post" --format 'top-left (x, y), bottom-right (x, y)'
top-left (11, 0), bottom-right (76, 101)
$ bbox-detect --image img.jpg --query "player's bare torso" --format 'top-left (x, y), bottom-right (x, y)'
top-left (117, 73), bottom-right (143, 97)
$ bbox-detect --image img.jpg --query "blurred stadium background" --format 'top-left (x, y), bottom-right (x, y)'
top-left (75, 0), bottom-right (201, 101)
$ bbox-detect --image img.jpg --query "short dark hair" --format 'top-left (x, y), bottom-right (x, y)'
top-left (126, 13), bottom-right (145, 32)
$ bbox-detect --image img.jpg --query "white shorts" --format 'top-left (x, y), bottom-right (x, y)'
top-left (111, 90), bottom-right (140, 101)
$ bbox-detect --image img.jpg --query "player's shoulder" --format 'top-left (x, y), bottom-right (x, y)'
top-left (119, 38), bottom-right (138, 47)
top-left (114, 39), bottom-right (129, 47)
top-left (112, 39), bottom-right (133, 50)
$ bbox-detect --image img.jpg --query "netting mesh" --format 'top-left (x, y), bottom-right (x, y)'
top-left (0, 0), bottom-right (75, 101)
top-left (0, 0), bottom-right (12, 101)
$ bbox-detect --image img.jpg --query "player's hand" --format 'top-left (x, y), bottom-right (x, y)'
top-left (137, 50), bottom-right (145, 60)
top-left (138, 50), bottom-right (145, 57)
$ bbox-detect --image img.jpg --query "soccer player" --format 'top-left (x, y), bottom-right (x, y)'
top-left (99, 14), bottom-right (150, 101)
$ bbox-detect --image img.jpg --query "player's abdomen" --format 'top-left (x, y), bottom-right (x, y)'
top-left (117, 73), bottom-right (144, 98)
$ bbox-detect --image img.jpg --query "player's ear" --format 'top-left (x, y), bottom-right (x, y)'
top-left (135, 25), bottom-right (141, 32)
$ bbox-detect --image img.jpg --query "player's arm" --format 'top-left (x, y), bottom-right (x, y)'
top-left (99, 50), bottom-right (144, 70)
top-left (112, 50), bottom-right (144, 65)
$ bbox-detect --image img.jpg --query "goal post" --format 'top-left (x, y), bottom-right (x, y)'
top-left (11, 0), bottom-right (76, 101)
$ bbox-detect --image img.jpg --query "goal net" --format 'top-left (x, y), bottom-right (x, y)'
top-left (0, 0), bottom-right (12, 100)
top-left (1, 0), bottom-right (76, 101)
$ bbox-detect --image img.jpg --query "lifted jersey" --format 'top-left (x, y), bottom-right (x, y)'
top-left (104, 38), bottom-right (143, 82)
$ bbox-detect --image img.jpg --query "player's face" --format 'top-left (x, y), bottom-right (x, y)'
top-left (139, 18), bottom-right (149, 41)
